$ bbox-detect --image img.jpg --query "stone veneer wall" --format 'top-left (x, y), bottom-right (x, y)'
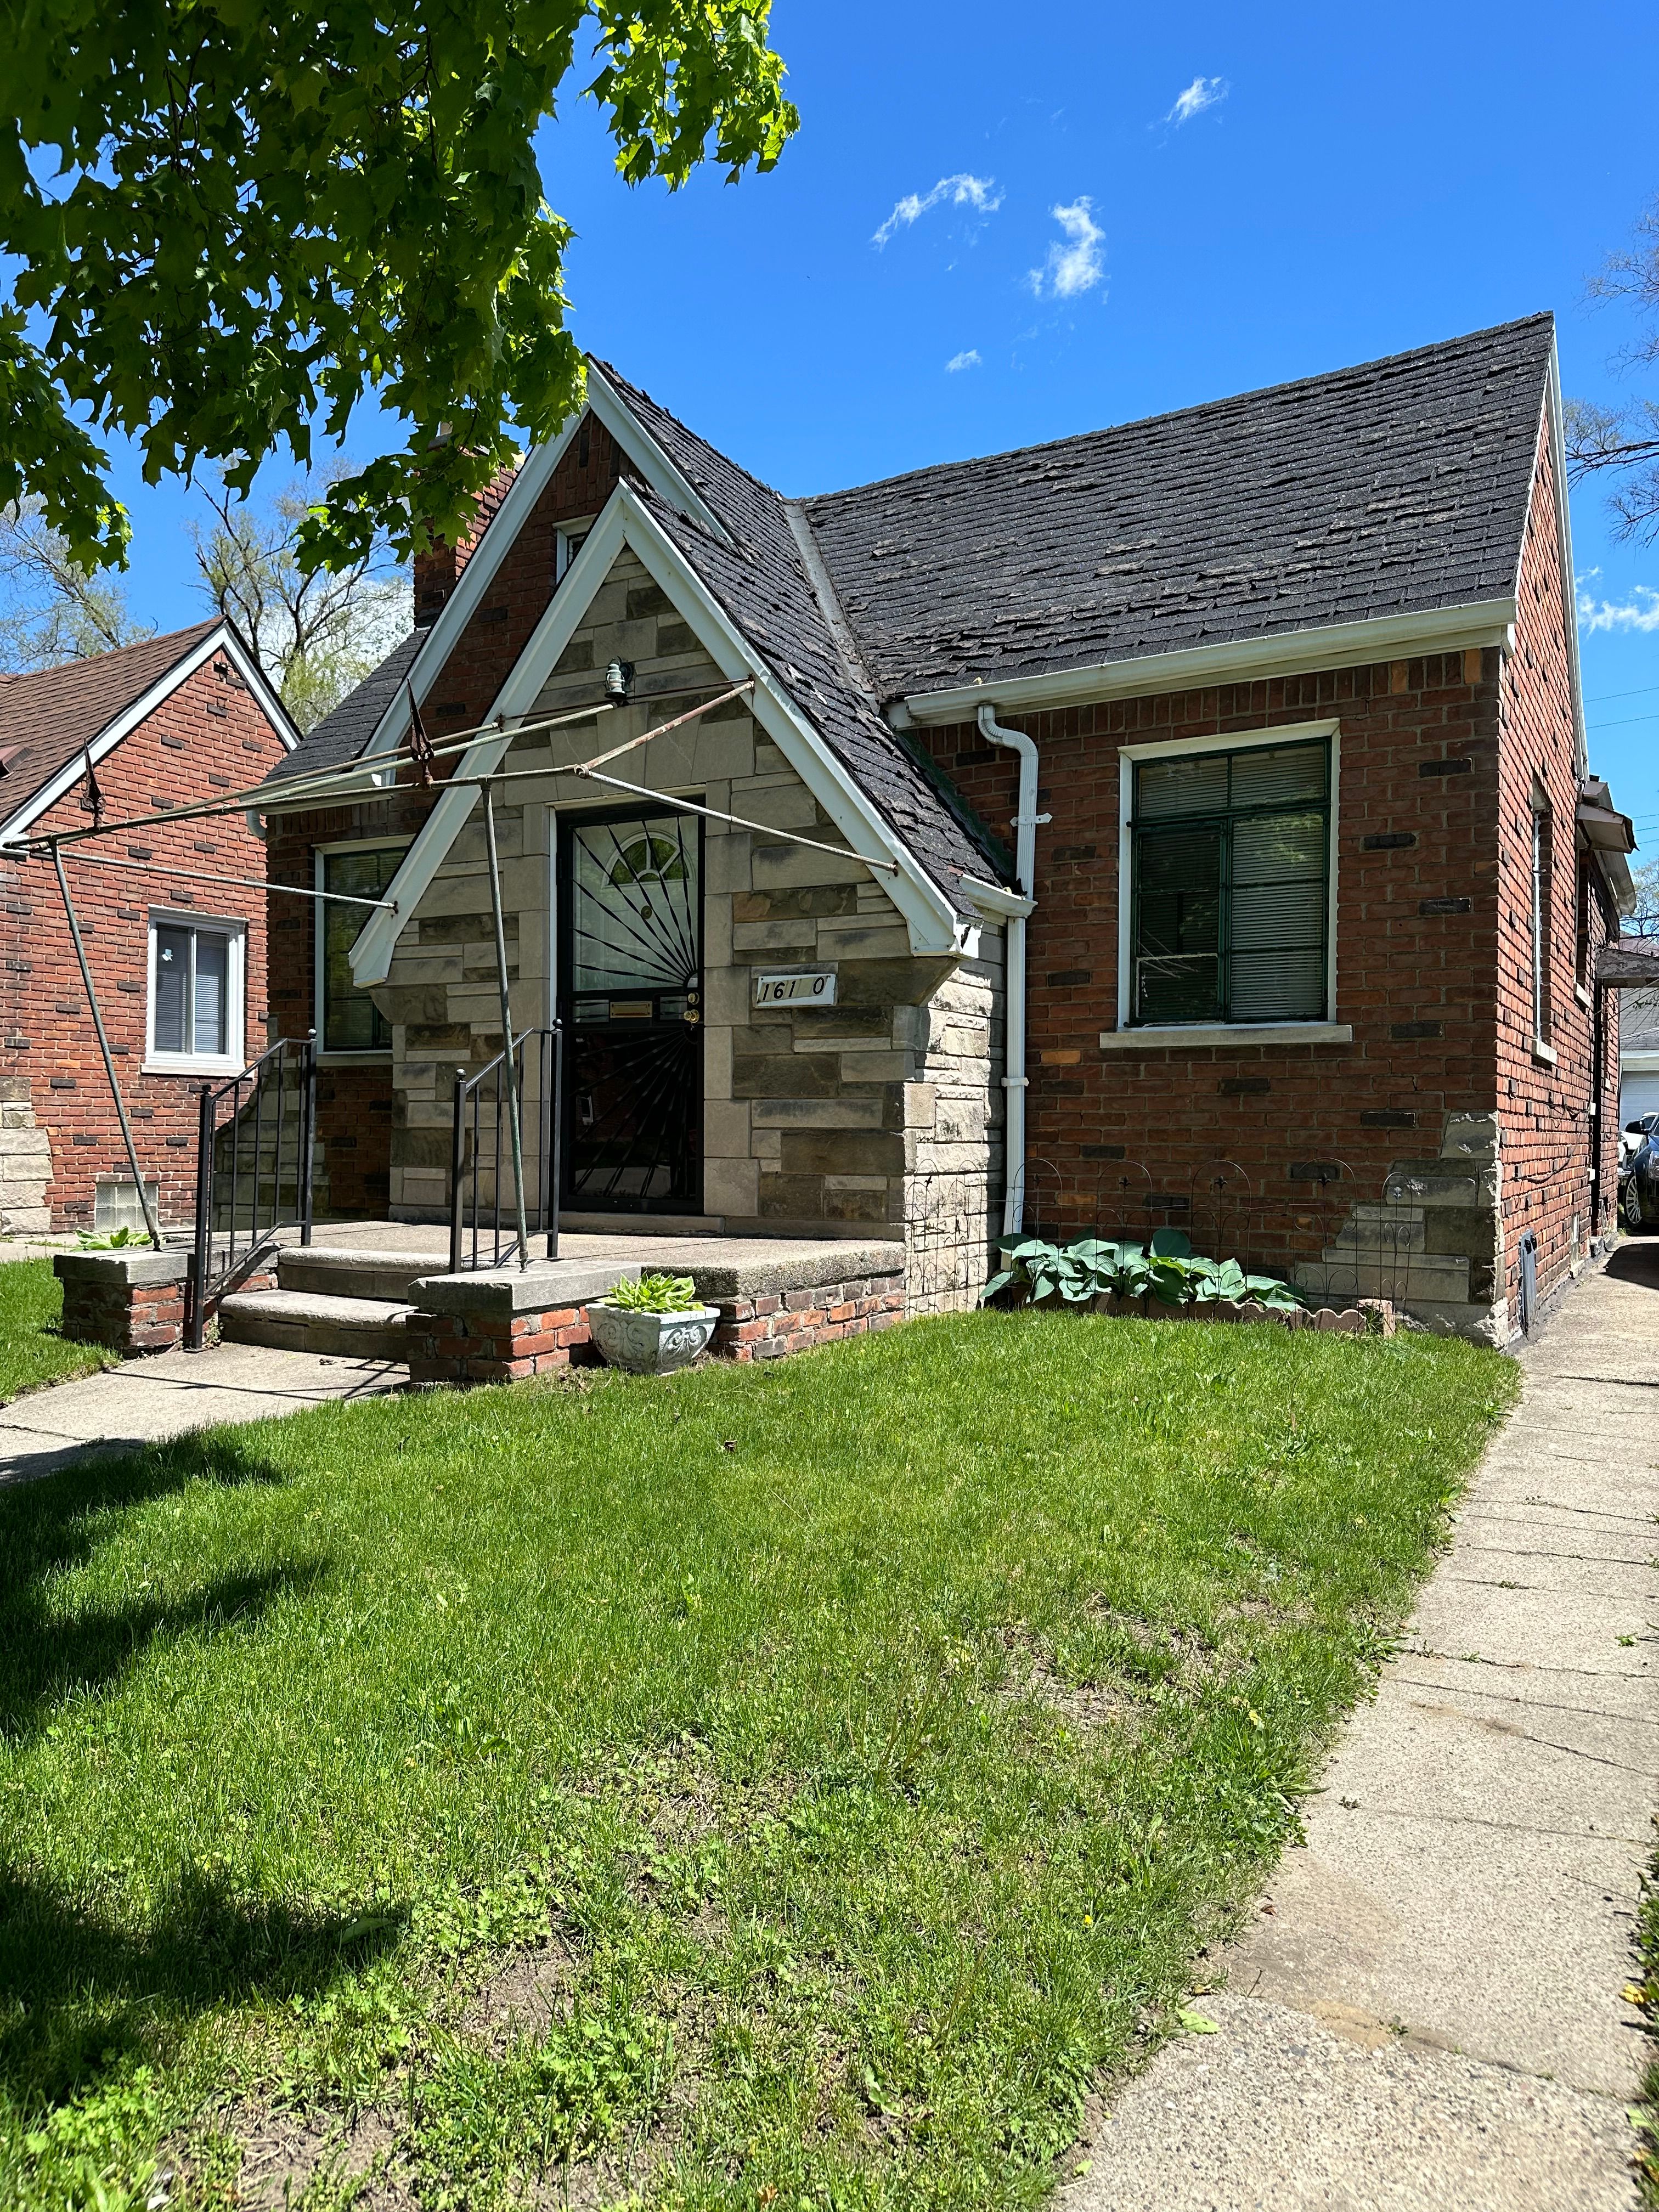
top-left (0, 1076), bottom-right (51, 1234)
top-left (371, 543), bottom-right (1005, 1311)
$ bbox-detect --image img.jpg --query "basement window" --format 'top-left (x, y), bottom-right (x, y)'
top-left (1127, 735), bottom-right (1332, 1025)
top-left (145, 912), bottom-right (246, 1074)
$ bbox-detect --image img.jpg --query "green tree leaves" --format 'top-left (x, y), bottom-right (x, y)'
top-left (0, 1), bottom-right (798, 575)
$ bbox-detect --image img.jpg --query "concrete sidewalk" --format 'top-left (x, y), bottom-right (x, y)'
top-left (1065, 1243), bottom-right (1659, 2211)
top-left (0, 1340), bottom-right (405, 1487)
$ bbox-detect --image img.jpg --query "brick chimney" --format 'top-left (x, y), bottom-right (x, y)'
top-left (412, 460), bottom-right (522, 627)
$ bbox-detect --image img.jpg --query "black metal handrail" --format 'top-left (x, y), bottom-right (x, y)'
top-left (185, 1031), bottom-right (315, 1349)
top-left (450, 1025), bottom-right (561, 1273)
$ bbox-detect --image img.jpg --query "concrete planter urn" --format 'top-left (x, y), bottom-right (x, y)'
top-left (584, 1299), bottom-right (719, 1374)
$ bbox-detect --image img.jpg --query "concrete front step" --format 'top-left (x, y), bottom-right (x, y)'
top-left (218, 1287), bottom-right (413, 1359)
top-left (278, 1245), bottom-right (447, 1304)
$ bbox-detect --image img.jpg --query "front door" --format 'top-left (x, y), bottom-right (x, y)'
top-left (559, 807), bottom-right (703, 1212)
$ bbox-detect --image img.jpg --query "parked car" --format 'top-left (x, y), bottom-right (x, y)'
top-left (1622, 1121), bottom-right (1659, 1230)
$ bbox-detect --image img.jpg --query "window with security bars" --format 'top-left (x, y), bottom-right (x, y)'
top-left (1130, 738), bottom-right (1331, 1025)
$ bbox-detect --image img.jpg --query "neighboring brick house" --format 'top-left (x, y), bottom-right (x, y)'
top-left (0, 622), bottom-right (297, 1231)
top-left (251, 312), bottom-right (1633, 1343)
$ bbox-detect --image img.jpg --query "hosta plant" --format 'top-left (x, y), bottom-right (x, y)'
top-left (980, 1228), bottom-right (1302, 1311)
top-left (603, 1273), bottom-right (706, 1314)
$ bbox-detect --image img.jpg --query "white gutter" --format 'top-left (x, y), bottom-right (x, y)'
top-left (900, 599), bottom-right (1516, 728)
top-left (977, 703), bottom-right (1048, 1237)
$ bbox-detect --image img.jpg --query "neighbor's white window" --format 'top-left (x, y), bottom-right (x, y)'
top-left (146, 912), bottom-right (246, 1073)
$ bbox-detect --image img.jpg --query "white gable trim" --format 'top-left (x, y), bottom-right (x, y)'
top-left (355, 363), bottom-right (736, 772)
top-left (347, 483), bottom-right (962, 986)
top-left (0, 621), bottom-right (297, 846)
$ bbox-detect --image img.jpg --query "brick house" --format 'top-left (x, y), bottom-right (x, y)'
top-left (252, 312), bottom-right (1633, 1344)
top-left (0, 620), bottom-right (297, 1231)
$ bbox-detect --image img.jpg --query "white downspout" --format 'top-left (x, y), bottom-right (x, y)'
top-left (977, 703), bottom-right (1047, 1235)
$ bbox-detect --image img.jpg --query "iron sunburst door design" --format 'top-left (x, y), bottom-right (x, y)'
top-left (561, 808), bottom-right (703, 1211)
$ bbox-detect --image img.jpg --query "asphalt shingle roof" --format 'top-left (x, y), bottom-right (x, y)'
top-left (594, 364), bottom-right (1011, 905)
top-left (255, 315), bottom-right (1559, 913)
top-left (261, 627), bottom-right (429, 787)
top-left (800, 314), bottom-right (1556, 701)
top-left (0, 620), bottom-right (221, 828)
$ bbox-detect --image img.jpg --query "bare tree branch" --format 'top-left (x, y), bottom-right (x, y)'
top-left (189, 468), bottom-right (411, 731)
top-left (1573, 200), bottom-right (1659, 540)
top-left (0, 498), bottom-right (153, 669)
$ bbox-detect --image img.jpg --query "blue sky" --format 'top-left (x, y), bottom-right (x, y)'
top-left (107, 0), bottom-right (1659, 841)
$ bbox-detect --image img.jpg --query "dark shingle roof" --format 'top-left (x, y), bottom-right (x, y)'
top-left (801, 315), bottom-right (1555, 701)
top-left (0, 620), bottom-right (221, 826)
top-left (594, 365), bottom-right (1012, 904)
top-left (261, 627), bottom-right (428, 786)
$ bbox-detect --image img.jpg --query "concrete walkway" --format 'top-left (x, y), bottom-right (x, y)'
top-left (1065, 1243), bottom-right (1659, 2211)
top-left (0, 1341), bottom-right (405, 1487)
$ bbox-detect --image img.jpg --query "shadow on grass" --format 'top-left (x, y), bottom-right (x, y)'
top-left (0, 1859), bottom-right (408, 2103)
top-left (0, 1426), bottom-right (321, 1743)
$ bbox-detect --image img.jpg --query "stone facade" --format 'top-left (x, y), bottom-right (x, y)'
top-left (0, 1076), bottom-right (52, 1233)
top-left (365, 540), bottom-right (1003, 1311)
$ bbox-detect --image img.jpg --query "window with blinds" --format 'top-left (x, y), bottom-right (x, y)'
top-left (1130, 737), bottom-right (1331, 1026)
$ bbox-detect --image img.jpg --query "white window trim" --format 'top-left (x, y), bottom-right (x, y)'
top-left (314, 837), bottom-right (409, 1060)
top-left (555, 520), bottom-right (596, 583)
top-left (144, 907), bottom-right (247, 1075)
top-left (1113, 719), bottom-right (1341, 1037)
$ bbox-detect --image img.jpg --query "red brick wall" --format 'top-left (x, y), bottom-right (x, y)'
top-left (266, 416), bottom-right (628, 1212)
top-left (916, 649), bottom-right (1510, 1282)
top-left (1495, 428), bottom-right (1619, 1310)
top-left (0, 649), bottom-right (291, 1227)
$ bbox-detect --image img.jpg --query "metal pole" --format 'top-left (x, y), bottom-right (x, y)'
top-left (547, 1024), bottom-right (562, 1262)
top-left (483, 785), bottom-right (529, 1270)
top-left (51, 840), bottom-right (163, 1250)
top-left (299, 1032), bottom-right (316, 1245)
top-left (189, 1081), bottom-right (214, 1350)
top-left (449, 1066), bottom-right (468, 1276)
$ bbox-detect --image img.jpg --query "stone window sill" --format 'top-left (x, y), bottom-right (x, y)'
top-left (142, 1057), bottom-right (243, 1079)
top-left (1533, 1040), bottom-right (1558, 1066)
top-left (1099, 1022), bottom-right (1353, 1051)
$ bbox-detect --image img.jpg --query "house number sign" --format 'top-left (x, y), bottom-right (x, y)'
top-left (754, 968), bottom-right (838, 1007)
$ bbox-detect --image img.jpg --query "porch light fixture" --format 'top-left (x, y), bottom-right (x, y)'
top-left (604, 658), bottom-right (634, 704)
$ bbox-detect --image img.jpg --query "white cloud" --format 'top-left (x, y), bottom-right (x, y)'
top-left (1166, 75), bottom-right (1228, 124)
top-left (1578, 585), bottom-right (1659, 633)
top-left (872, 173), bottom-right (1002, 249)
top-left (946, 348), bottom-right (981, 373)
top-left (1028, 198), bottom-right (1105, 300)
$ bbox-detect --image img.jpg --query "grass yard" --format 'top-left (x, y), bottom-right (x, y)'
top-left (0, 1311), bottom-right (1516, 2211)
top-left (0, 1258), bottom-right (112, 1405)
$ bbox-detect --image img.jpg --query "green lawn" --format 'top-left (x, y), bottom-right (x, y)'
top-left (0, 1311), bottom-right (1516, 2212)
top-left (0, 1259), bottom-right (112, 1404)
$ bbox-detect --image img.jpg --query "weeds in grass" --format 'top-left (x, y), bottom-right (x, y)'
top-left (0, 1311), bottom-right (1515, 2209)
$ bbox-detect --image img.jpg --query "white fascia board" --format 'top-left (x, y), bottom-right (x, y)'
top-left (0, 620), bottom-right (292, 846)
top-left (358, 425), bottom-right (579, 766)
top-left (217, 627), bottom-right (301, 752)
top-left (899, 599), bottom-right (1517, 727)
top-left (347, 495), bottom-right (631, 986)
top-left (348, 483), bottom-right (962, 985)
top-left (354, 362), bottom-right (735, 771)
top-left (583, 365), bottom-right (735, 550)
